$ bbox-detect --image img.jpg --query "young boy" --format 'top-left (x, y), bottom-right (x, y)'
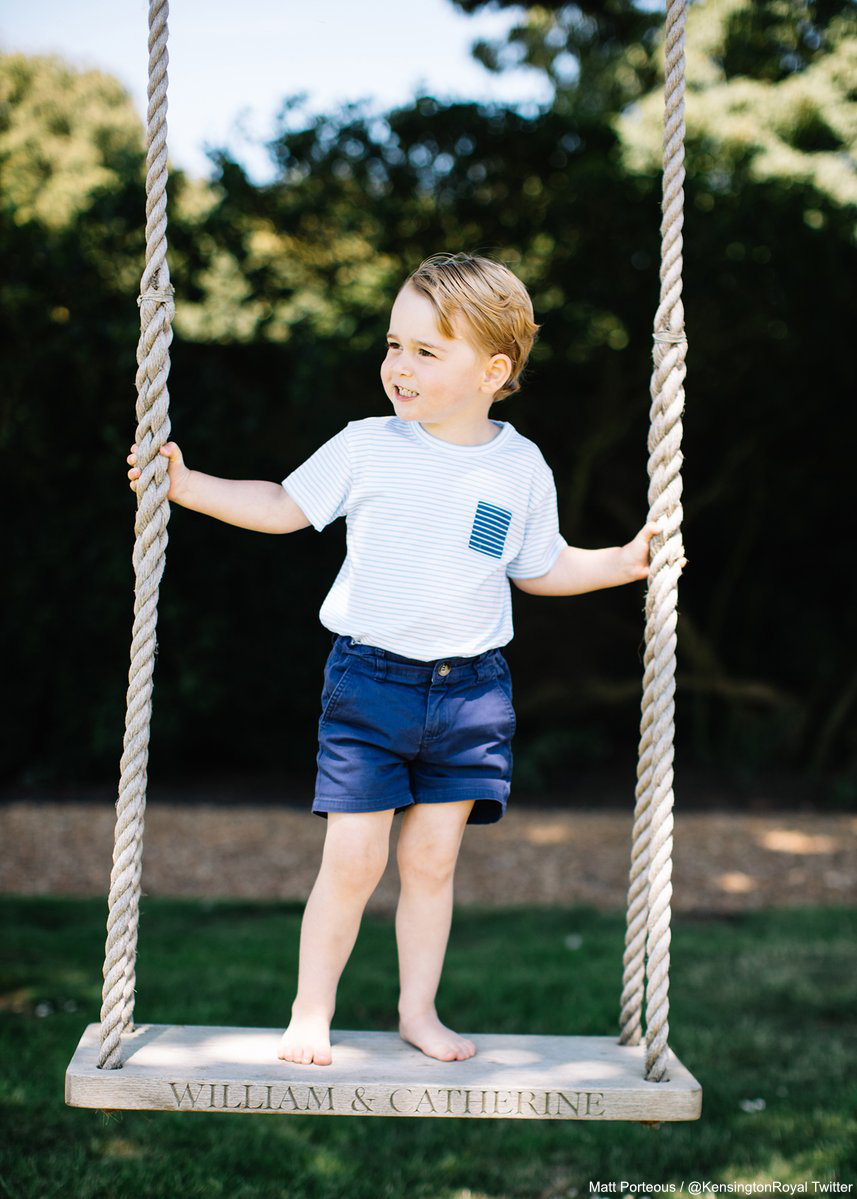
top-left (127, 252), bottom-right (668, 1069)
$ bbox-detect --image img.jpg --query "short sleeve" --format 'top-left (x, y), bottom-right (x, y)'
top-left (505, 462), bottom-right (568, 579)
top-left (281, 425), bottom-right (352, 532)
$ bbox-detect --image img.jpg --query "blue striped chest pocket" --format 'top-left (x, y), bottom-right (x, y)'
top-left (468, 500), bottom-right (512, 559)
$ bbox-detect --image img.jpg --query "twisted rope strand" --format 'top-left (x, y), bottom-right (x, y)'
top-left (98, 0), bottom-right (173, 1070)
top-left (619, 0), bottom-right (687, 1084)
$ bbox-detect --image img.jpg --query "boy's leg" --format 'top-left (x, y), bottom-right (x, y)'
top-left (279, 807), bottom-right (395, 1065)
top-left (395, 798), bottom-right (477, 1061)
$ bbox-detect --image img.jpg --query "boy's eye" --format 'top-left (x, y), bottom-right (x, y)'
top-left (385, 341), bottom-right (434, 357)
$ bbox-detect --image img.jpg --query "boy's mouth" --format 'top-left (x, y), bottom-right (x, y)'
top-left (395, 385), bottom-right (419, 399)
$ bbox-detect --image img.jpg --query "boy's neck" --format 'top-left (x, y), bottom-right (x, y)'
top-left (417, 416), bottom-right (502, 447)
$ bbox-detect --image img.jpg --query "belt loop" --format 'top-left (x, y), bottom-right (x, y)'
top-left (375, 649), bottom-right (387, 681)
top-left (475, 653), bottom-right (495, 683)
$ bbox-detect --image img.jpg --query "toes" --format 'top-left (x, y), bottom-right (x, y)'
top-left (278, 1040), bottom-right (332, 1065)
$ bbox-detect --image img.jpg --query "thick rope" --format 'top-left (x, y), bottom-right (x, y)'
top-left (98, 0), bottom-right (174, 1069)
top-left (619, 0), bottom-right (687, 1083)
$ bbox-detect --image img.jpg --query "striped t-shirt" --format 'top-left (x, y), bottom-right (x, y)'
top-left (282, 415), bottom-right (567, 660)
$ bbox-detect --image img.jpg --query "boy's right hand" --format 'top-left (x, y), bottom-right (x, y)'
top-left (127, 441), bottom-right (189, 502)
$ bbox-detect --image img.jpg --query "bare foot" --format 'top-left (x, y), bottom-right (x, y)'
top-left (399, 1009), bottom-right (477, 1061)
top-left (278, 1009), bottom-right (333, 1066)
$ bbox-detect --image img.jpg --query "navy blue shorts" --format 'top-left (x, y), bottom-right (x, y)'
top-left (313, 634), bottom-right (515, 826)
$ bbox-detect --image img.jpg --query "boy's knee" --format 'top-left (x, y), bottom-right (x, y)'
top-left (397, 838), bottom-right (458, 885)
top-left (322, 821), bottom-right (389, 890)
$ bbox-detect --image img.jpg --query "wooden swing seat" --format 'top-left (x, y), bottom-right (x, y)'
top-left (65, 1023), bottom-right (702, 1121)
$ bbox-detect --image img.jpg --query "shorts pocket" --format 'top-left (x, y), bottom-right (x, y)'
top-left (493, 670), bottom-right (517, 736)
top-left (319, 655), bottom-right (356, 728)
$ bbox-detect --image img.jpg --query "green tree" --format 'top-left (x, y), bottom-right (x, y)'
top-left (616, 0), bottom-right (857, 207)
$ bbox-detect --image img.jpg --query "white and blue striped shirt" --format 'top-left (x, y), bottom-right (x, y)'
top-left (282, 415), bottom-right (567, 660)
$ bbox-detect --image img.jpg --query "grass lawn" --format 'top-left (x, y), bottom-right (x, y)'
top-left (1, 897), bottom-right (855, 1198)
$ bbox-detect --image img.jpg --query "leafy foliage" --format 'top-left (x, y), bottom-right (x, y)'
top-left (2, 2), bottom-right (855, 798)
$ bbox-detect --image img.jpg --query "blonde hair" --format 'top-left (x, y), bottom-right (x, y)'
top-left (402, 252), bottom-right (540, 402)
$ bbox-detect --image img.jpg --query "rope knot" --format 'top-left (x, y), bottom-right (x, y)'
top-left (137, 286), bottom-right (175, 309)
top-left (652, 328), bottom-right (686, 345)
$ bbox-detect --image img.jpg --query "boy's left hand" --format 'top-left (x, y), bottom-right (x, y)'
top-left (621, 521), bottom-right (688, 582)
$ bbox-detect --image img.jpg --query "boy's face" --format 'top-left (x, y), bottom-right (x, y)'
top-left (380, 284), bottom-right (511, 431)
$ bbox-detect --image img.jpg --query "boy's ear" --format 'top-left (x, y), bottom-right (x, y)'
top-left (483, 353), bottom-right (513, 392)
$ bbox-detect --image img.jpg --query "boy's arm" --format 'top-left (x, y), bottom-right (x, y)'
top-left (128, 442), bottom-right (311, 534)
top-left (511, 544), bottom-right (640, 596)
top-left (176, 470), bottom-right (311, 534)
top-left (511, 521), bottom-right (684, 596)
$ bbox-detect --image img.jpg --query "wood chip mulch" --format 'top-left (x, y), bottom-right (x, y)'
top-left (3, 801), bottom-right (856, 915)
